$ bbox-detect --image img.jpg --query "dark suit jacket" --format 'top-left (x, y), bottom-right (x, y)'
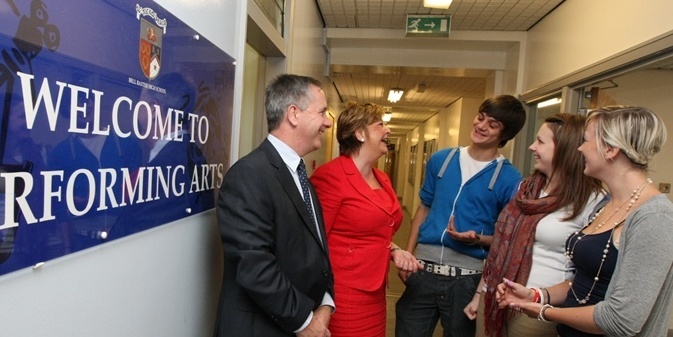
top-left (214, 139), bottom-right (334, 337)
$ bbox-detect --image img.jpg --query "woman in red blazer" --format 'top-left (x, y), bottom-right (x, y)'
top-left (311, 102), bottom-right (422, 337)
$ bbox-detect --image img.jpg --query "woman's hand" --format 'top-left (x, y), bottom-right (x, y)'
top-left (392, 248), bottom-right (423, 272)
top-left (496, 278), bottom-right (534, 309)
top-left (509, 301), bottom-right (543, 319)
top-left (496, 278), bottom-right (543, 318)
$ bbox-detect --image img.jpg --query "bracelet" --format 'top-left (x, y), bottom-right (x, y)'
top-left (531, 288), bottom-right (541, 303)
top-left (531, 287), bottom-right (546, 304)
top-left (536, 287), bottom-right (545, 305)
top-left (391, 247), bottom-right (402, 253)
top-left (538, 304), bottom-right (554, 322)
top-left (543, 288), bottom-right (551, 305)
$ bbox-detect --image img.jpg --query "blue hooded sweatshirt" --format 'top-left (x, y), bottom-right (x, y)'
top-left (418, 147), bottom-right (522, 260)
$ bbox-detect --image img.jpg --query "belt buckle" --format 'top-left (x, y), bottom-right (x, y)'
top-left (433, 264), bottom-right (454, 276)
top-left (423, 262), bottom-right (433, 273)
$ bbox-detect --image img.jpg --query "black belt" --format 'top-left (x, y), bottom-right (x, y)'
top-left (420, 260), bottom-right (481, 277)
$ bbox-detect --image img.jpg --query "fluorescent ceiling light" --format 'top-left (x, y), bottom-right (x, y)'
top-left (382, 112), bottom-right (392, 122)
top-left (388, 89), bottom-right (404, 103)
top-left (423, 0), bottom-right (453, 9)
top-left (537, 97), bottom-right (562, 108)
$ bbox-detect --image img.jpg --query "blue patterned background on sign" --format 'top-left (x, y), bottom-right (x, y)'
top-left (0, 0), bottom-right (235, 275)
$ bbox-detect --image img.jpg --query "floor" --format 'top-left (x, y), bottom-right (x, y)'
top-left (385, 207), bottom-right (443, 337)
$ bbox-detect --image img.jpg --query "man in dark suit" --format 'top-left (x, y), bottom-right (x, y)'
top-left (214, 74), bottom-right (334, 337)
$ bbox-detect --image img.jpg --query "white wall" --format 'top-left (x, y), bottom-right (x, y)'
top-left (285, 0), bottom-right (338, 172)
top-left (604, 69), bottom-right (673, 203)
top-left (437, 102), bottom-right (462, 149)
top-left (0, 1), bottom-right (246, 336)
top-left (524, 0), bottom-right (673, 92)
top-left (457, 97), bottom-right (482, 146)
top-left (286, 0), bottom-right (327, 78)
top-left (240, 44), bottom-right (263, 157)
top-left (0, 212), bottom-right (221, 336)
top-left (402, 128), bottom-right (421, 212)
top-left (327, 29), bottom-right (523, 71)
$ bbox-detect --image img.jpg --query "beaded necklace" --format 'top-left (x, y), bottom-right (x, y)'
top-left (564, 178), bottom-right (651, 305)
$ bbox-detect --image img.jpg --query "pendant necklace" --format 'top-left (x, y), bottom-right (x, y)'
top-left (564, 178), bottom-right (651, 304)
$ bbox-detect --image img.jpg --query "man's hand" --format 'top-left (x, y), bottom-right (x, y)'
top-left (463, 293), bottom-right (480, 320)
top-left (446, 216), bottom-right (480, 245)
top-left (297, 305), bottom-right (332, 337)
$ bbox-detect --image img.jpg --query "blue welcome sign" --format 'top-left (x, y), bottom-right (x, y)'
top-left (0, 0), bottom-right (234, 275)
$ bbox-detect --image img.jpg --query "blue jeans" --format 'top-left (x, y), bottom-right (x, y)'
top-left (395, 270), bottom-right (481, 337)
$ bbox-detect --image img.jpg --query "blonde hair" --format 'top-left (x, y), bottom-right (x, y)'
top-left (587, 105), bottom-right (667, 170)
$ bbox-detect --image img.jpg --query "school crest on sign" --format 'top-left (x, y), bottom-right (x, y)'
top-left (136, 5), bottom-right (167, 80)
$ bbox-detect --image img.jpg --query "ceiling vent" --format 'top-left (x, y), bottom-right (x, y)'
top-left (416, 82), bottom-right (428, 93)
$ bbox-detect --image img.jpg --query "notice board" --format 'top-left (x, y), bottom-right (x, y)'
top-left (0, 0), bottom-right (235, 275)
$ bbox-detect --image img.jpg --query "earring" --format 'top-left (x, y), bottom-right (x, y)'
top-left (358, 138), bottom-right (364, 142)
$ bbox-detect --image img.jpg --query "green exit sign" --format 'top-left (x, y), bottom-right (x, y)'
top-left (406, 15), bottom-right (451, 37)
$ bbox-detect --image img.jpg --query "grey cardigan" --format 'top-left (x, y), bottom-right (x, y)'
top-left (594, 194), bottom-right (673, 336)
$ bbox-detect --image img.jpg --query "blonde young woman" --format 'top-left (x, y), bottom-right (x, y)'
top-left (498, 106), bottom-right (673, 336)
top-left (464, 113), bottom-right (604, 337)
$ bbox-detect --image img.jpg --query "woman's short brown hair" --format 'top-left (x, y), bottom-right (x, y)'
top-left (337, 101), bottom-right (384, 155)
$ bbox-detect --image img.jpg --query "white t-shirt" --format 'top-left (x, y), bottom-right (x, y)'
top-left (525, 190), bottom-right (604, 288)
top-left (459, 147), bottom-right (503, 185)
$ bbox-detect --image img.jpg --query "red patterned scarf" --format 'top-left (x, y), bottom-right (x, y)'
top-left (482, 172), bottom-right (561, 337)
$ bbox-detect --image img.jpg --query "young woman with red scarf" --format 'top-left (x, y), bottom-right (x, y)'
top-left (464, 113), bottom-right (605, 337)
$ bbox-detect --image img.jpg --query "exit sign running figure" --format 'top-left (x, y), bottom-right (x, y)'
top-left (406, 15), bottom-right (451, 37)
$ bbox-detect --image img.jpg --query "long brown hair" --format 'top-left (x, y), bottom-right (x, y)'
top-left (545, 113), bottom-right (603, 220)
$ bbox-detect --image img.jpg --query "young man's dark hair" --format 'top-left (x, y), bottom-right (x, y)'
top-left (479, 95), bottom-right (526, 148)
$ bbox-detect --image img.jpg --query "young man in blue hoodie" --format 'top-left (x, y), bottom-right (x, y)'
top-left (396, 95), bottom-right (526, 337)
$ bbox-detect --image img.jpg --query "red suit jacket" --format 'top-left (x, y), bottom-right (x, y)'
top-left (311, 155), bottom-right (402, 291)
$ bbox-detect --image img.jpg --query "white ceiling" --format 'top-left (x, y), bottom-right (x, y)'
top-left (315, 0), bottom-right (565, 136)
top-left (317, 0), bottom-right (563, 30)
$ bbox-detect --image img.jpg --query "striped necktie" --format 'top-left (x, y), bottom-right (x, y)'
top-left (297, 159), bottom-right (319, 237)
